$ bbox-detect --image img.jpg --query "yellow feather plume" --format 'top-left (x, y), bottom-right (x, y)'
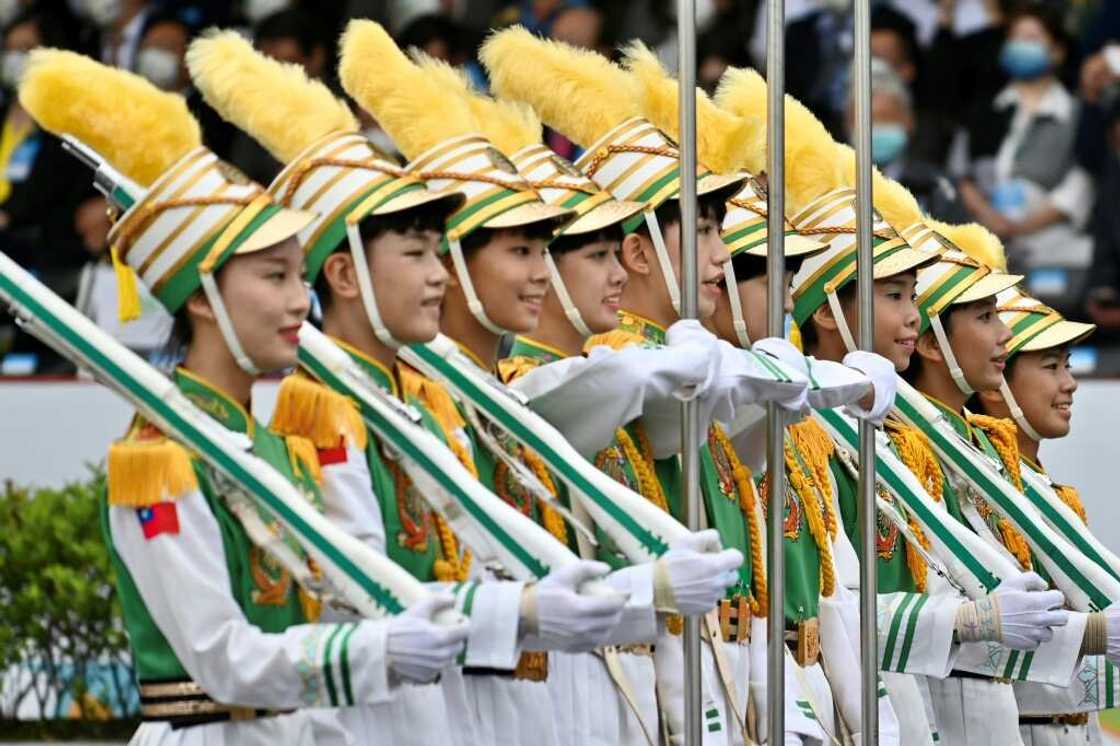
top-left (834, 144), bottom-right (924, 229)
top-left (929, 220), bottom-right (1008, 270)
top-left (481, 25), bottom-right (639, 148)
top-left (19, 49), bottom-right (200, 186)
top-left (186, 30), bottom-right (357, 165)
top-left (714, 67), bottom-right (843, 214)
top-left (411, 51), bottom-right (542, 155)
top-left (622, 41), bottom-right (760, 175)
top-left (339, 20), bottom-right (477, 160)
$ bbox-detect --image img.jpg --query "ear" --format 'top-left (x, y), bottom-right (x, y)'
top-left (620, 232), bottom-right (651, 276)
top-left (184, 289), bottom-right (215, 323)
top-left (321, 251), bottom-right (361, 302)
top-left (811, 302), bottom-right (840, 333)
top-left (915, 328), bottom-right (944, 365)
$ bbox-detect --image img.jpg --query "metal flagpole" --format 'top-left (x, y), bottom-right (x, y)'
top-left (676, 2), bottom-right (702, 745)
top-left (853, 0), bottom-right (879, 741)
top-left (765, 1), bottom-right (787, 744)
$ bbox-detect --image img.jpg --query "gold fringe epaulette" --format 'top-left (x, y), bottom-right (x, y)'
top-left (270, 373), bottom-right (368, 452)
top-left (285, 434), bottom-right (323, 486)
top-left (584, 328), bottom-right (646, 352)
top-left (107, 421), bottom-right (199, 507)
top-left (965, 413), bottom-right (1033, 571)
top-left (497, 355), bottom-right (542, 384)
top-left (1054, 484), bottom-right (1088, 525)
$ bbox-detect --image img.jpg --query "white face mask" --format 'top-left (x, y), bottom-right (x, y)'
top-left (1, 50), bottom-right (27, 89)
top-left (0, 0), bottom-right (21, 29)
top-left (77, 0), bottom-right (122, 27)
top-left (244, 0), bottom-right (291, 24)
top-left (136, 47), bottom-right (181, 91)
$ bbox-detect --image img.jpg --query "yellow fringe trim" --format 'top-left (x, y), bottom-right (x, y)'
top-left (433, 512), bottom-right (471, 582)
top-left (285, 435), bottom-right (323, 486)
top-left (1054, 484), bottom-right (1088, 525)
top-left (966, 414), bottom-right (1033, 571)
top-left (110, 245), bottom-right (142, 323)
top-left (884, 421), bottom-right (943, 591)
top-left (584, 328), bottom-right (647, 353)
top-left (399, 365), bottom-right (469, 438)
top-left (778, 420), bottom-right (837, 598)
top-left (107, 433), bottom-right (198, 507)
top-left (520, 446), bottom-right (569, 547)
top-left (711, 424), bottom-right (768, 615)
top-left (271, 374), bottom-right (368, 452)
top-left (497, 355), bottom-right (541, 384)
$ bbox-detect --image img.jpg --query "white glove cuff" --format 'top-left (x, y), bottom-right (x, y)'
top-left (653, 557), bottom-right (678, 614)
top-left (519, 586), bottom-right (539, 638)
top-left (956, 596), bottom-right (1002, 643)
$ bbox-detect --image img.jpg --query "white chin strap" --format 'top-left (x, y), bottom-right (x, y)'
top-left (999, 377), bottom-right (1043, 442)
top-left (722, 261), bottom-right (752, 348)
top-left (346, 222), bottom-right (402, 350)
top-left (644, 210), bottom-right (681, 317)
top-left (929, 314), bottom-right (975, 396)
top-left (544, 252), bottom-right (593, 338)
top-left (199, 271), bottom-right (261, 376)
top-left (826, 289), bottom-right (859, 354)
top-left (447, 235), bottom-right (508, 336)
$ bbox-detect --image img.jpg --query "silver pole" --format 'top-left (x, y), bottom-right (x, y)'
top-left (765, 1), bottom-right (787, 744)
top-left (676, 2), bottom-right (703, 746)
top-left (853, 0), bottom-right (879, 742)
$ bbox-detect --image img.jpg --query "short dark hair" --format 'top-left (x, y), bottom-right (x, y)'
top-left (548, 223), bottom-right (624, 256)
top-left (633, 192), bottom-right (728, 240)
top-left (871, 6), bottom-right (920, 68)
top-left (729, 251), bottom-right (808, 283)
top-left (458, 221), bottom-right (558, 255)
top-left (255, 9), bottom-right (325, 58)
top-left (798, 279), bottom-right (856, 354)
top-left (313, 201), bottom-right (451, 313)
top-left (1005, 2), bottom-right (1069, 54)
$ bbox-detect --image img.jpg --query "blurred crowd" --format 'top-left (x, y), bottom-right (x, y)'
top-left (3, 0), bottom-right (1120, 375)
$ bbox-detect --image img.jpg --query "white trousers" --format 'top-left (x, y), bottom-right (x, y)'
top-left (926, 675), bottom-right (1024, 746)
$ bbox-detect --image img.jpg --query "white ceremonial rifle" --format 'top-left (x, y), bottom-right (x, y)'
top-left (399, 335), bottom-right (696, 563)
top-left (813, 407), bottom-right (1019, 600)
top-left (892, 378), bottom-right (1120, 612)
top-left (1, 142), bottom-right (460, 624)
top-left (298, 324), bottom-right (614, 594)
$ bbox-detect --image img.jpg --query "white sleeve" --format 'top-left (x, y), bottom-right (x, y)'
top-left (1015, 654), bottom-right (1120, 714)
top-left (1047, 165), bottom-right (1094, 228)
top-left (802, 357), bottom-right (874, 411)
top-left (109, 490), bottom-right (394, 709)
top-left (318, 439), bottom-right (386, 555)
top-left (954, 611), bottom-right (1087, 686)
top-left (440, 579), bottom-right (525, 669)
top-left (877, 592), bottom-right (962, 678)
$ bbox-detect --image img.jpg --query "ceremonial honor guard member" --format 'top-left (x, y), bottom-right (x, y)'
top-left (973, 288), bottom-right (1120, 745)
top-left (332, 20), bottom-right (745, 746)
top-left (18, 50), bottom-right (471, 745)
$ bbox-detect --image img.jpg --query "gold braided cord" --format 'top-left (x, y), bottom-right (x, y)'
top-left (526, 177), bottom-right (598, 194)
top-left (580, 143), bottom-right (678, 179)
top-left (883, 421), bottom-right (944, 591)
top-left (281, 155), bottom-right (405, 205)
top-left (790, 420), bottom-right (838, 539)
top-left (966, 414), bottom-right (1033, 571)
top-left (411, 169), bottom-right (530, 191)
top-left (520, 446), bottom-right (569, 546)
top-left (1054, 484), bottom-right (1089, 525)
top-left (710, 424), bottom-right (768, 615)
top-left (610, 422), bottom-right (681, 634)
top-left (115, 190), bottom-right (263, 256)
top-left (433, 512), bottom-right (470, 582)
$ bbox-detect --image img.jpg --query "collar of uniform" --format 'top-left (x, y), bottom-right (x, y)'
top-left (994, 81), bottom-right (1075, 122)
top-left (923, 392), bottom-right (971, 440)
top-left (617, 309), bottom-right (667, 346)
top-left (507, 335), bottom-right (569, 364)
top-left (329, 336), bottom-right (399, 398)
top-left (174, 367), bottom-right (255, 436)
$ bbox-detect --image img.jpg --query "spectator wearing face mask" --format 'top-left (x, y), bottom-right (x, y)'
top-left (0, 6), bottom-right (96, 373)
top-left (958, 3), bottom-right (1092, 278)
top-left (69, 0), bottom-right (152, 71)
top-left (848, 58), bottom-right (967, 224)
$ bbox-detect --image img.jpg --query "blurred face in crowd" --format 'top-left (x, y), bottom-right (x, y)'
top-left (136, 21), bottom-right (188, 91)
top-left (1000, 15), bottom-right (1063, 81)
top-left (258, 34), bottom-right (325, 78)
top-left (870, 30), bottom-right (915, 85)
top-left (1, 19), bottom-right (40, 89)
top-left (854, 90), bottom-right (913, 166)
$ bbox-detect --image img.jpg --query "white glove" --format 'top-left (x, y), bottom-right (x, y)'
top-left (748, 336), bottom-right (812, 414)
top-left (521, 560), bottom-right (628, 652)
top-left (386, 593), bottom-right (470, 683)
top-left (664, 319), bottom-right (722, 398)
top-left (655, 529), bottom-right (744, 615)
top-left (840, 351), bottom-right (897, 425)
top-left (958, 572), bottom-right (1067, 650)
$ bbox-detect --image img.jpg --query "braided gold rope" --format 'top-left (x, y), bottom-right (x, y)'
top-left (280, 156), bottom-right (405, 205)
top-left (967, 414), bottom-right (1033, 571)
top-left (581, 144), bottom-right (679, 179)
top-left (115, 190), bottom-right (263, 255)
top-left (411, 169), bottom-right (530, 191)
top-left (710, 424), bottom-right (768, 614)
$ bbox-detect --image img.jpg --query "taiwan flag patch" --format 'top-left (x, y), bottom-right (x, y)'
top-left (137, 503), bottom-right (180, 540)
top-left (317, 436), bottom-right (348, 466)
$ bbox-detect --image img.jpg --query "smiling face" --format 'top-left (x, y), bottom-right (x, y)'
top-left (462, 228), bottom-right (551, 334)
top-left (552, 238), bottom-right (628, 334)
top-left (865, 273), bottom-right (920, 371)
top-left (368, 227), bottom-right (449, 344)
top-left (661, 206), bottom-right (729, 320)
top-left (944, 297), bottom-right (1014, 392)
top-left (1006, 347), bottom-right (1078, 439)
top-left (214, 236), bottom-right (310, 371)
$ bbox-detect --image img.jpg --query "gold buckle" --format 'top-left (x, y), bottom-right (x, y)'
top-left (513, 651), bottom-right (549, 682)
top-left (719, 596), bottom-right (752, 644)
top-left (797, 618), bottom-right (820, 666)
